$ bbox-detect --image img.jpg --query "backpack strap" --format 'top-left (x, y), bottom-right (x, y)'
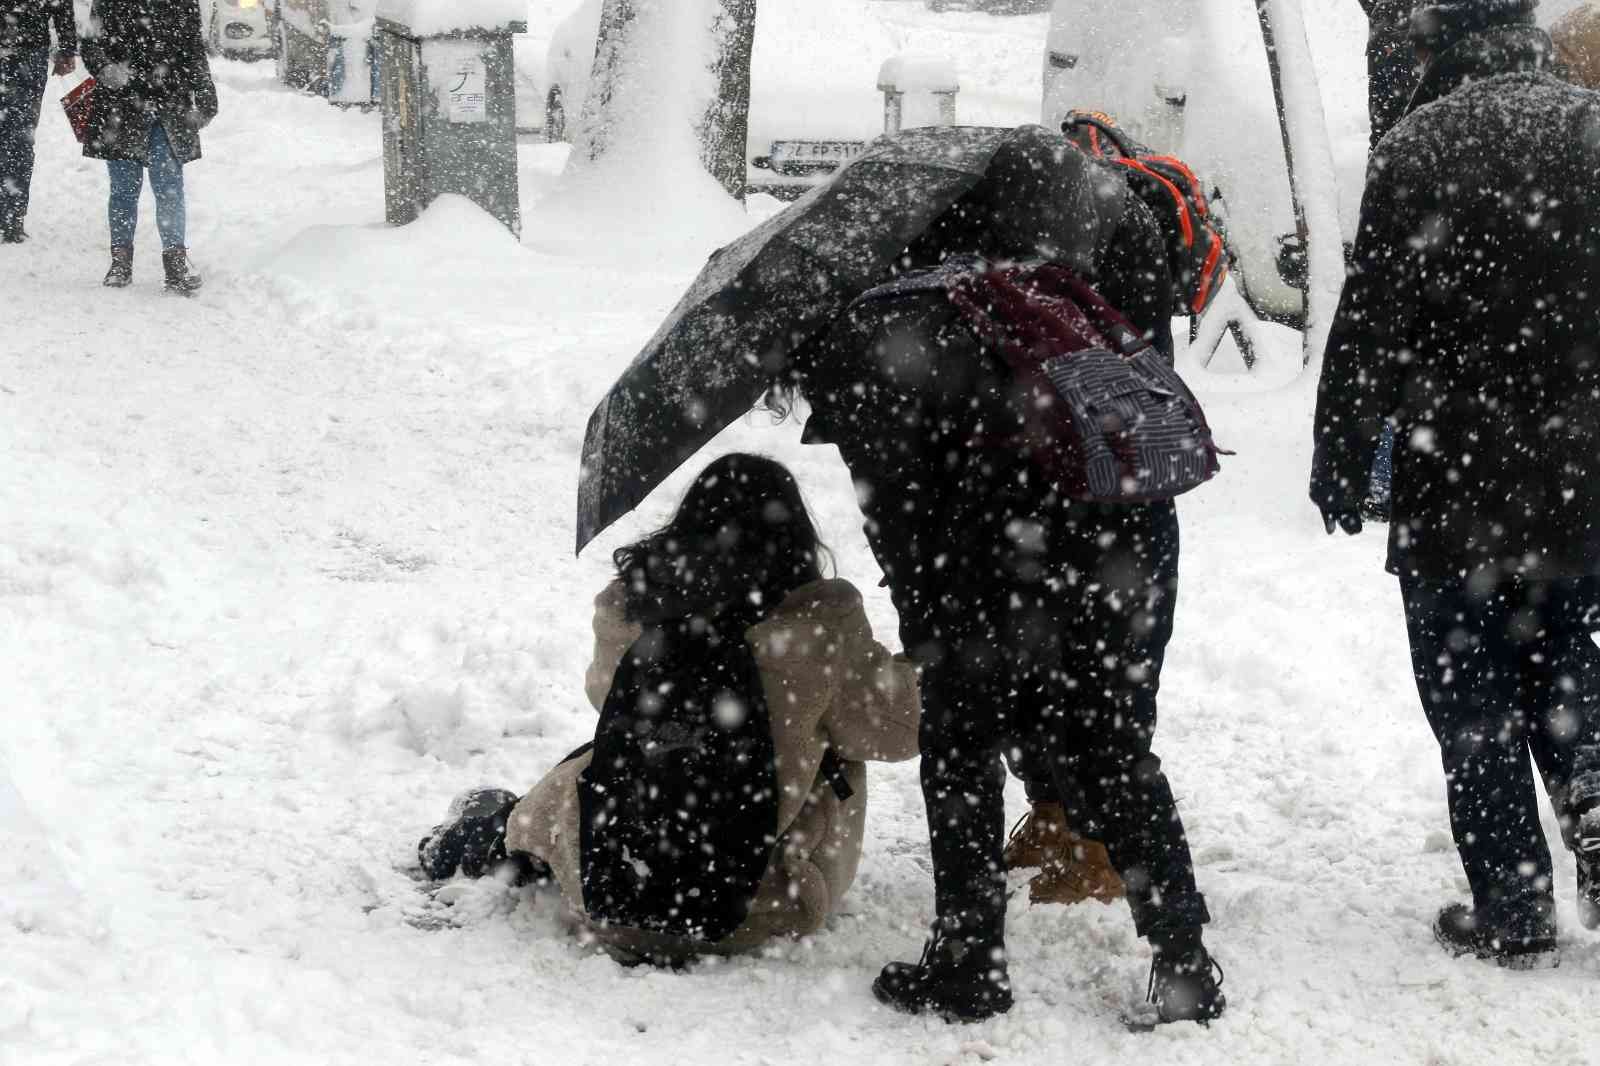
top-left (819, 746), bottom-right (854, 802)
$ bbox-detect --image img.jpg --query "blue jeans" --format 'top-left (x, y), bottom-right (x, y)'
top-left (107, 121), bottom-right (186, 249)
top-left (0, 47), bottom-right (49, 233)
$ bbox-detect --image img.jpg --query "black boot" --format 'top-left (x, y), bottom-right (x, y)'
top-left (2, 223), bottom-right (26, 244)
top-left (162, 247), bottom-right (203, 294)
top-left (1432, 902), bottom-right (1558, 968)
top-left (418, 787), bottom-right (533, 881)
top-left (1126, 927), bottom-right (1225, 1029)
top-left (103, 245), bottom-right (133, 287)
top-left (873, 919), bottom-right (1012, 1022)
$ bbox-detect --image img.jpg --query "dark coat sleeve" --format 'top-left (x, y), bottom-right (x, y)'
top-left (49, 0), bottom-right (77, 54)
top-left (1309, 159), bottom-right (1416, 514)
top-left (184, 0), bottom-right (218, 124)
top-left (79, 0), bottom-right (108, 76)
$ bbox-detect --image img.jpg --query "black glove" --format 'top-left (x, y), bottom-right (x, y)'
top-left (1320, 506), bottom-right (1363, 536)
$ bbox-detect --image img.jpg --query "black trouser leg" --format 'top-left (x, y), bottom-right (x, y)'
top-left (1519, 581), bottom-right (1600, 851)
top-left (919, 653), bottom-right (1012, 945)
top-left (0, 48), bottom-right (48, 233)
top-left (1401, 575), bottom-right (1565, 928)
top-left (1016, 502), bottom-right (1208, 938)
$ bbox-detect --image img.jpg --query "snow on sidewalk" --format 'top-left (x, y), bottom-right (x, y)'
top-left (3, 45), bottom-right (1599, 1066)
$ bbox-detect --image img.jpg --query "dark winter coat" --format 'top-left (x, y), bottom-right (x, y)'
top-left (80, 0), bottom-right (217, 164)
top-left (0, 0), bottom-right (76, 54)
top-left (796, 176), bottom-right (1178, 658)
top-left (1310, 24), bottom-right (1600, 582)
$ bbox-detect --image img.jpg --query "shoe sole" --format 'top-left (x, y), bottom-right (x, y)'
top-left (1433, 929), bottom-right (1560, 970)
top-left (871, 977), bottom-right (1012, 1023)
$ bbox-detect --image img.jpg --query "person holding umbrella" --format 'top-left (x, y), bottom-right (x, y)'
top-left (785, 122), bottom-right (1226, 1027)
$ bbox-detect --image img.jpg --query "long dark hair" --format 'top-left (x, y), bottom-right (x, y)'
top-left (613, 454), bottom-right (830, 626)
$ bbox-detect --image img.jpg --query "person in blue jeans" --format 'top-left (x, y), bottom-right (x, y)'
top-left (0, 1), bottom-right (77, 243)
top-left (80, 0), bottom-right (216, 292)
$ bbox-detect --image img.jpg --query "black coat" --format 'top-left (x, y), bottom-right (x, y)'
top-left (1311, 25), bottom-right (1600, 582)
top-left (0, 0), bottom-right (76, 53)
top-left (80, 0), bottom-right (217, 164)
top-left (796, 182), bottom-right (1178, 658)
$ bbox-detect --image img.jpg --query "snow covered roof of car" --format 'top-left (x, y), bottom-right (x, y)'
top-left (375, 0), bottom-right (527, 35)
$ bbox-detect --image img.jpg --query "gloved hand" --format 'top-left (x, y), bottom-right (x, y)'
top-left (1321, 506), bottom-right (1363, 536)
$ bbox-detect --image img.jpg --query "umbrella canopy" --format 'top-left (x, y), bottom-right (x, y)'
top-left (575, 123), bottom-right (1128, 553)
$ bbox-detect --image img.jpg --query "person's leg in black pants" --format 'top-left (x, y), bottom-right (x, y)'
top-left (0, 47), bottom-right (49, 241)
top-left (1401, 574), bottom-right (1558, 950)
top-left (1520, 580), bottom-right (1600, 850)
top-left (1028, 500), bottom-right (1210, 941)
top-left (918, 649), bottom-right (1016, 945)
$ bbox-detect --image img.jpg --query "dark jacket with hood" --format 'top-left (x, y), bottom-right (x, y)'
top-left (1311, 21), bottom-right (1600, 582)
top-left (80, 0), bottom-right (217, 164)
top-left (0, 0), bottom-right (76, 54)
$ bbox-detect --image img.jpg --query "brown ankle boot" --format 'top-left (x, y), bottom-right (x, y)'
top-left (1027, 829), bottom-right (1125, 906)
top-left (103, 245), bottom-right (133, 287)
top-left (162, 247), bottom-right (202, 294)
top-left (1003, 801), bottom-right (1070, 870)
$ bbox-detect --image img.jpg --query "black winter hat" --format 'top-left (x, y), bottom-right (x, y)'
top-left (1410, 0), bottom-right (1539, 51)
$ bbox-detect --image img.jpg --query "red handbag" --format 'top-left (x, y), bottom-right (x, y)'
top-left (61, 77), bottom-right (96, 145)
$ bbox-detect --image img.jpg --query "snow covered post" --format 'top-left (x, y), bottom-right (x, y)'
top-left (577, 0), bottom-right (757, 203)
top-left (1255, 0), bottom-right (1344, 368)
top-left (877, 55), bottom-right (960, 135)
top-left (374, 0), bottom-right (527, 236)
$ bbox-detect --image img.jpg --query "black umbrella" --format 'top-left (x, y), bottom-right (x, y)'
top-left (575, 123), bottom-right (1126, 553)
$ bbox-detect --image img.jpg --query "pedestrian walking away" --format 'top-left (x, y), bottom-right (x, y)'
top-left (1311, 0), bottom-right (1600, 968)
top-left (0, 0), bottom-right (76, 243)
top-left (80, 0), bottom-right (216, 292)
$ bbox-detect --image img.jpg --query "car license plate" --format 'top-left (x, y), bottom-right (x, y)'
top-left (768, 140), bottom-right (868, 168)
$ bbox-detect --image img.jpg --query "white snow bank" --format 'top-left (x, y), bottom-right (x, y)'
top-left (0, 769), bottom-right (88, 937)
top-left (877, 54), bottom-right (960, 93)
top-left (375, 0), bottom-right (526, 34)
top-left (542, 0), bottom-right (749, 262)
top-left (258, 194), bottom-right (524, 307)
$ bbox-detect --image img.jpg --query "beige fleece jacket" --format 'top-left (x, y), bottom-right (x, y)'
top-left (505, 577), bottom-right (920, 956)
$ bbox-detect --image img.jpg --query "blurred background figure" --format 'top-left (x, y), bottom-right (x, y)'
top-left (1551, 0), bottom-right (1600, 86)
top-left (0, 0), bottom-right (76, 243)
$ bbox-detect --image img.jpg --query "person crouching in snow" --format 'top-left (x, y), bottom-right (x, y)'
top-left (416, 453), bottom-right (921, 965)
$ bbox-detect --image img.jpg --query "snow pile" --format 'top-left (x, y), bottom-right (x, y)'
top-left (375, 0), bottom-right (526, 34)
top-left (536, 0), bottom-right (748, 261)
top-left (0, 770), bottom-right (88, 936)
top-left (258, 194), bottom-right (524, 313)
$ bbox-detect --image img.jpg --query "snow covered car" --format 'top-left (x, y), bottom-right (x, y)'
top-left (926, 0), bottom-right (1050, 13)
top-left (206, 0), bottom-right (274, 58)
top-left (540, 0), bottom-right (891, 199)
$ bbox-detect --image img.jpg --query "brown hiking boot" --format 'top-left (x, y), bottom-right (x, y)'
top-left (1028, 830), bottom-right (1124, 906)
top-left (1003, 800), bottom-right (1070, 870)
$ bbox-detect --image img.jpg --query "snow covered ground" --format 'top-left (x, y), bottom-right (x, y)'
top-left (4, 5), bottom-right (1600, 1065)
